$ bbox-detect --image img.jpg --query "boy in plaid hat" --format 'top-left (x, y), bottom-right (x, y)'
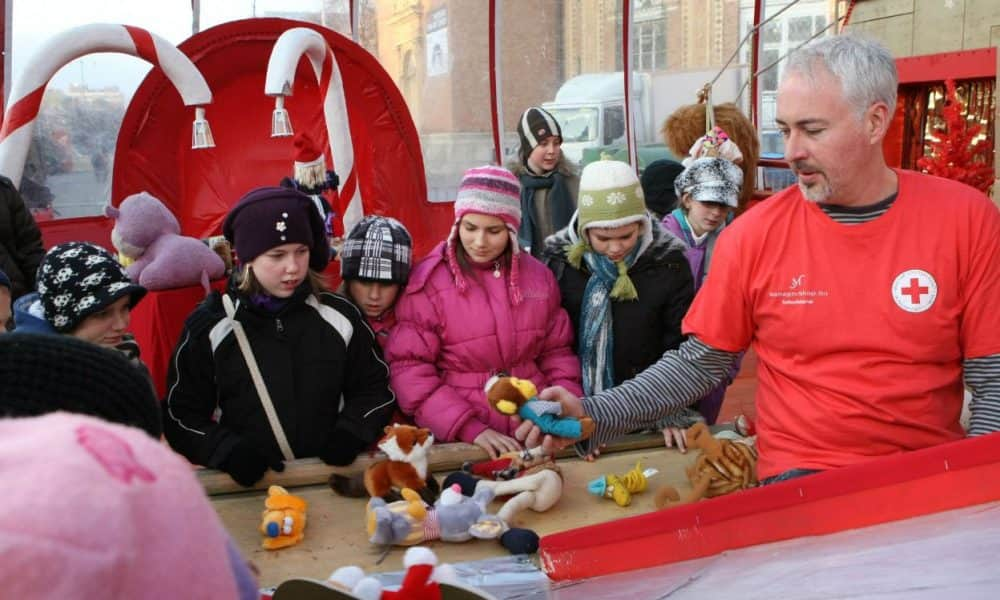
top-left (541, 159), bottom-right (695, 456)
top-left (384, 166), bottom-right (582, 459)
top-left (163, 186), bottom-right (395, 487)
top-left (338, 215), bottom-right (412, 348)
top-left (510, 107), bottom-right (579, 258)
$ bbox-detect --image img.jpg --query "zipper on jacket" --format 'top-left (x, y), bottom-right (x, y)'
top-left (275, 317), bottom-right (284, 334)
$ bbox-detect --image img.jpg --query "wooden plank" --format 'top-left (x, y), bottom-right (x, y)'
top-left (200, 432), bottom-right (666, 496)
top-left (213, 444), bottom-right (699, 588)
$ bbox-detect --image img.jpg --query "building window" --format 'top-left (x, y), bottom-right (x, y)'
top-left (788, 16), bottom-right (812, 42)
top-left (633, 22), bottom-right (666, 71)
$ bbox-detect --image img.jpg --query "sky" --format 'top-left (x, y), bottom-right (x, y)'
top-left (10, 0), bottom-right (330, 97)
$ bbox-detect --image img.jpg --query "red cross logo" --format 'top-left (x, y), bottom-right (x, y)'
top-left (900, 278), bottom-right (929, 304)
top-left (892, 269), bottom-right (937, 313)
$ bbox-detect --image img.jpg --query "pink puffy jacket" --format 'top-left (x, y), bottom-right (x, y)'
top-left (384, 242), bottom-right (582, 443)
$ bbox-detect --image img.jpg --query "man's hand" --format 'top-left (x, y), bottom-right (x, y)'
top-left (513, 386), bottom-right (587, 454)
top-left (541, 385), bottom-right (585, 417)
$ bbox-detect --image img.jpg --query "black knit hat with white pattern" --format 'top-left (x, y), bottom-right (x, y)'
top-left (340, 215), bottom-right (412, 285)
top-left (36, 242), bottom-right (147, 333)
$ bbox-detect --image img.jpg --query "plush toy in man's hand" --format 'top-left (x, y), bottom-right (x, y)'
top-left (260, 485), bottom-right (308, 550)
top-left (485, 376), bottom-right (595, 440)
top-left (106, 192), bottom-right (225, 291)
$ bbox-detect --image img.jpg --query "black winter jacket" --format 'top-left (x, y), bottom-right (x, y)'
top-left (0, 176), bottom-right (45, 298)
top-left (543, 216), bottom-right (694, 383)
top-left (162, 282), bottom-right (395, 468)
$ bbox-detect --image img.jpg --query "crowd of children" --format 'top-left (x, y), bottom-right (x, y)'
top-left (0, 98), bottom-right (746, 598)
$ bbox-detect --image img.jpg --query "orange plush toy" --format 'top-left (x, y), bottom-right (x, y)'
top-left (260, 485), bottom-right (308, 550)
top-left (661, 101), bottom-right (759, 214)
top-left (364, 424), bottom-right (439, 502)
top-left (654, 423), bottom-right (757, 508)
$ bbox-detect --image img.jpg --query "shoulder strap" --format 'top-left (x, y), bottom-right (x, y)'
top-left (221, 294), bottom-right (295, 461)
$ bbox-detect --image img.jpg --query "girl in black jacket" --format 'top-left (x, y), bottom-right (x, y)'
top-left (163, 187), bottom-right (395, 487)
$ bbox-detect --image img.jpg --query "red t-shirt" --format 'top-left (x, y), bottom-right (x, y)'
top-left (683, 170), bottom-right (1000, 479)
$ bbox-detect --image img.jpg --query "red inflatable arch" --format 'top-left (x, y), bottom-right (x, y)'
top-left (111, 17), bottom-right (444, 258)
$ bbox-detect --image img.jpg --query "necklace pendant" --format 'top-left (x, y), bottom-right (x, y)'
top-left (493, 262), bottom-right (502, 278)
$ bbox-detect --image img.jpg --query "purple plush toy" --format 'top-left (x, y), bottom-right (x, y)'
top-left (106, 192), bottom-right (225, 291)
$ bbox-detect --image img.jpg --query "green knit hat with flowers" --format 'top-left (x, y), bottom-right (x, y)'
top-left (566, 159), bottom-right (649, 300)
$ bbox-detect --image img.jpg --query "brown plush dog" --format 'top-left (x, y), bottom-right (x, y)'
top-left (661, 102), bottom-right (760, 213)
top-left (485, 376), bottom-right (595, 440)
top-left (654, 422), bottom-right (757, 508)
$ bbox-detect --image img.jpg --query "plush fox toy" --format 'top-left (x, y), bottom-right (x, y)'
top-left (363, 424), bottom-right (438, 502)
top-left (485, 376), bottom-right (595, 440)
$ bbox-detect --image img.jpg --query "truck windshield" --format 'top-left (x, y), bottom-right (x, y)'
top-left (546, 107), bottom-right (599, 143)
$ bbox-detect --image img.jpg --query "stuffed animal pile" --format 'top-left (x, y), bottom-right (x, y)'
top-left (272, 546), bottom-right (495, 599)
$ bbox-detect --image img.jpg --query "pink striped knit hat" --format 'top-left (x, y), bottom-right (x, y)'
top-left (447, 165), bottom-right (523, 304)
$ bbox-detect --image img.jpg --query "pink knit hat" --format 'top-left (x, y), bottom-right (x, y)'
top-left (447, 165), bottom-right (523, 304)
top-left (0, 413), bottom-right (256, 599)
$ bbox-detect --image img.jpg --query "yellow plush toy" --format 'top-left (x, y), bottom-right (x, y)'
top-left (260, 485), bottom-right (308, 550)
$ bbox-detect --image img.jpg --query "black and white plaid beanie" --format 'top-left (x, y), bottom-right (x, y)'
top-left (517, 106), bottom-right (562, 165)
top-left (0, 333), bottom-right (162, 438)
top-left (340, 215), bottom-right (413, 285)
top-left (36, 242), bottom-right (147, 333)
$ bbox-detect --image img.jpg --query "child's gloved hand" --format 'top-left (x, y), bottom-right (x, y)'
top-left (223, 438), bottom-right (283, 487)
top-left (319, 431), bottom-right (367, 466)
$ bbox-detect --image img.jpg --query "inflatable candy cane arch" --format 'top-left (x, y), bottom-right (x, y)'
top-left (265, 27), bottom-right (363, 232)
top-left (0, 24), bottom-right (213, 188)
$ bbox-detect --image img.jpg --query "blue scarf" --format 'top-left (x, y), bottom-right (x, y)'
top-left (578, 244), bottom-right (641, 395)
top-left (517, 170), bottom-right (575, 251)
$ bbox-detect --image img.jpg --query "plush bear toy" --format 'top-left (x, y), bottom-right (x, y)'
top-left (661, 102), bottom-right (759, 214)
top-left (484, 375), bottom-right (595, 440)
top-left (106, 192), bottom-right (225, 291)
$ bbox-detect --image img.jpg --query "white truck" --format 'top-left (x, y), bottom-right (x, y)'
top-left (541, 68), bottom-right (745, 167)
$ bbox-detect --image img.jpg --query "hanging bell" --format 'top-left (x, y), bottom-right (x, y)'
top-left (271, 95), bottom-right (294, 138)
top-left (191, 106), bottom-right (216, 149)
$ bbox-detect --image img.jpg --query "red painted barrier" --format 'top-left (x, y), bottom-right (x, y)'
top-left (540, 432), bottom-right (1000, 581)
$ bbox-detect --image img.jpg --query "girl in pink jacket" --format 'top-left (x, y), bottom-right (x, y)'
top-left (384, 166), bottom-right (582, 458)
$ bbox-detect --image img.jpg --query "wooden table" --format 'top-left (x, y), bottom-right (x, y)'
top-left (207, 435), bottom-right (699, 588)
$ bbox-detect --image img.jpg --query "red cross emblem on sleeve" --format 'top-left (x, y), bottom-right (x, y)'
top-left (891, 269), bottom-right (937, 313)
